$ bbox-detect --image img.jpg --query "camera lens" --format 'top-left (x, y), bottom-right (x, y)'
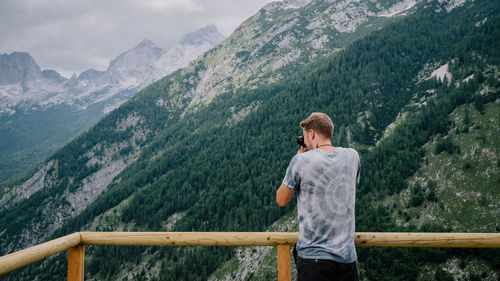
top-left (297, 135), bottom-right (306, 147)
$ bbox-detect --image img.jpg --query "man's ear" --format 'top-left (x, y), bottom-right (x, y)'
top-left (310, 129), bottom-right (316, 139)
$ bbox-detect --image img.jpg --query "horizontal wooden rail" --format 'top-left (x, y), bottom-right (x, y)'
top-left (0, 233), bottom-right (81, 275)
top-left (1, 232), bottom-right (499, 277)
top-left (355, 232), bottom-right (500, 248)
top-left (80, 232), bottom-right (298, 246)
top-left (79, 232), bottom-right (500, 248)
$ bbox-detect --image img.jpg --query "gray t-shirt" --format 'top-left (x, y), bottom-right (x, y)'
top-left (282, 147), bottom-right (360, 263)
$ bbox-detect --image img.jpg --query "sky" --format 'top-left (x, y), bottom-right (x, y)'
top-left (0, 0), bottom-right (274, 78)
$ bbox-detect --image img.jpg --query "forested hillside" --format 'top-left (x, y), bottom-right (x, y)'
top-left (1, 0), bottom-right (499, 280)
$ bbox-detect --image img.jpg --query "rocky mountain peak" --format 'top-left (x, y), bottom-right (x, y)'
top-left (41, 69), bottom-right (66, 84)
top-left (107, 39), bottom-right (164, 72)
top-left (180, 24), bottom-right (226, 46)
top-left (0, 52), bottom-right (43, 85)
top-left (135, 39), bottom-right (163, 52)
top-left (77, 69), bottom-right (105, 81)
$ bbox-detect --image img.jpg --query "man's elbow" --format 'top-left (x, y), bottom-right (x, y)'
top-left (276, 185), bottom-right (293, 207)
top-left (276, 194), bottom-right (290, 207)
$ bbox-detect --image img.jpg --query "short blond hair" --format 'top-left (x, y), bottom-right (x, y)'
top-left (299, 112), bottom-right (334, 138)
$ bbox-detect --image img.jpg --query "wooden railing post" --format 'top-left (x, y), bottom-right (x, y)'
top-left (67, 245), bottom-right (85, 281)
top-left (277, 245), bottom-right (291, 281)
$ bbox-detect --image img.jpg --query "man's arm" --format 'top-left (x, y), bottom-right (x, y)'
top-left (277, 147), bottom-right (306, 207)
top-left (276, 183), bottom-right (294, 207)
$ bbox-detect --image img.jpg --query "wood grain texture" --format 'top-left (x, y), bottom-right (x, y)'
top-left (80, 232), bottom-right (298, 246)
top-left (67, 245), bottom-right (85, 281)
top-left (277, 245), bottom-right (291, 281)
top-left (0, 233), bottom-right (81, 275)
top-left (354, 232), bottom-right (500, 248)
top-left (80, 232), bottom-right (500, 248)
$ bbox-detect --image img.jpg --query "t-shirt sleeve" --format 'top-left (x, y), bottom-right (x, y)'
top-left (282, 154), bottom-right (301, 191)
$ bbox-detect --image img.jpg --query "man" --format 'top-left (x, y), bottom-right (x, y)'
top-left (276, 112), bottom-right (360, 281)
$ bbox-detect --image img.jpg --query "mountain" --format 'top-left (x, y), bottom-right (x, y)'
top-left (0, 24), bottom-right (226, 111)
top-left (148, 0), bottom-right (419, 109)
top-left (0, 52), bottom-right (43, 85)
top-left (1, 0), bottom-right (499, 280)
top-left (0, 0), bottom-right (413, 252)
top-left (0, 52), bottom-right (62, 106)
top-left (0, 24), bottom-right (225, 182)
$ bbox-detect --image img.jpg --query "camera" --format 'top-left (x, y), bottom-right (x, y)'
top-left (297, 135), bottom-right (307, 148)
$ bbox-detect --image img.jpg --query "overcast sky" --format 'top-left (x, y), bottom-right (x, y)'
top-left (0, 0), bottom-right (274, 78)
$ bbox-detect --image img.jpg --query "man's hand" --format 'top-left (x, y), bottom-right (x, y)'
top-left (298, 146), bottom-right (309, 154)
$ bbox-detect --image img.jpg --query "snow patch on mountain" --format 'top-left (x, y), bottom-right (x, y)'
top-left (430, 64), bottom-right (452, 83)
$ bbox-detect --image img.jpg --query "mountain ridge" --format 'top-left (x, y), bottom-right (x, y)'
top-left (0, 52), bottom-right (43, 85)
top-left (0, 24), bottom-right (226, 112)
top-left (0, 24), bottom-right (225, 183)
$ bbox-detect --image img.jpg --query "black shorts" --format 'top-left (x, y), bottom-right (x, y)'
top-left (293, 246), bottom-right (359, 281)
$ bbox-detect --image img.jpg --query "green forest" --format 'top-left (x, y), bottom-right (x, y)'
top-left (1, 0), bottom-right (499, 280)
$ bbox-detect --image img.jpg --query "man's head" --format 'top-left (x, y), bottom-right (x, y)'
top-left (300, 112), bottom-right (334, 148)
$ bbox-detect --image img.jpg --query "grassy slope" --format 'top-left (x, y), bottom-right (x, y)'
top-left (380, 101), bottom-right (499, 232)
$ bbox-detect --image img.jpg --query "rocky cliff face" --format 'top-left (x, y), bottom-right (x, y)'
top-left (157, 0), bottom-right (428, 112)
top-left (0, 52), bottom-right (62, 110)
top-left (0, 52), bottom-right (43, 85)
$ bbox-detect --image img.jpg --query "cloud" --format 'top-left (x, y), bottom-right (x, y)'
top-left (140, 0), bottom-right (203, 13)
top-left (0, 0), bottom-right (274, 77)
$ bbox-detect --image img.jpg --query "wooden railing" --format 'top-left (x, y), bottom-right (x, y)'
top-left (1, 232), bottom-right (499, 281)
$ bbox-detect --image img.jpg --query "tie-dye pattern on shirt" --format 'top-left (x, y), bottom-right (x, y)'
top-left (282, 147), bottom-right (360, 263)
